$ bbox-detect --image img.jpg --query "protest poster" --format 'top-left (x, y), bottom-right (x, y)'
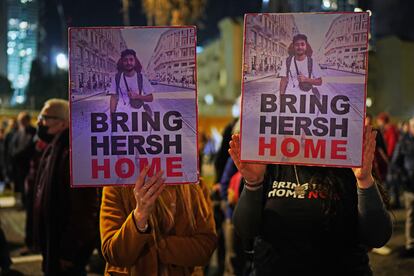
top-left (240, 13), bottom-right (369, 167)
top-left (69, 26), bottom-right (198, 187)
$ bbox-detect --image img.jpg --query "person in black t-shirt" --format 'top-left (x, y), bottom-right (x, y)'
top-left (229, 125), bottom-right (392, 275)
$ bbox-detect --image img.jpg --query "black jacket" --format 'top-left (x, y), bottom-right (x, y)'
top-left (33, 129), bottom-right (99, 275)
top-left (233, 165), bottom-right (391, 276)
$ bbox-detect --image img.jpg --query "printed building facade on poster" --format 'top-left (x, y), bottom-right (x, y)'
top-left (146, 28), bottom-right (196, 87)
top-left (323, 13), bottom-right (369, 72)
top-left (244, 14), bottom-right (299, 75)
top-left (70, 29), bottom-right (127, 93)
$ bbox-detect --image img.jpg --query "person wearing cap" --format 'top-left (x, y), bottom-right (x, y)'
top-left (108, 49), bottom-right (155, 114)
top-left (107, 49), bottom-right (157, 182)
top-left (279, 34), bottom-right (322, 95)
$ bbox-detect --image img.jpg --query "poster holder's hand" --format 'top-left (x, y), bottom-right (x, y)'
top-left (229, 134), bottom-right (266, 185)
top-left (133, 166), bottom-right (165, 231)
top-left (352, 125), bottom-right (377, 189)
top-left (128, 91), bottom-right (154, 102)
top-left (297, 74), bottom-right (308, 83)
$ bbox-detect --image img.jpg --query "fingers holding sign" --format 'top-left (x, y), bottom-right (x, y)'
top-left (229, 134), bottom-right (266, 185)
top-left (133, 166), bottom-right (165, 228)
top-left (352, 125), bottom-right (377, 189)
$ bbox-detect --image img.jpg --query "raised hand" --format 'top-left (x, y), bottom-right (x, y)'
top-left (228, 134), bottom-right (267, 185)
top-left (128, 91), bottom-right (135, 98)
top-left (352, 125), bottom-right (377, 188)
top-left (133, 166), bottom-right (165, 228)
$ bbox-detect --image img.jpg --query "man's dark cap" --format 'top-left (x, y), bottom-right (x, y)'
top-left (293, 34), bottom-right (308, 43)
top-left (121, 49), bottom-right (136, 58)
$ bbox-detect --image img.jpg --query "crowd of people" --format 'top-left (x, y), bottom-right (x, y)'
top-left (0, 105), bottom-right (413, 275)
top-left (0, 101), bottom-right (100, 276)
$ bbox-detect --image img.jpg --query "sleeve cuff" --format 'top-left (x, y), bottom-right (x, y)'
top-left (242, 184), bottom-right (264, 201)
top-left (357, 183), bottom-right (386, 213)
top-left (130, 211), bottom-right (152, 235)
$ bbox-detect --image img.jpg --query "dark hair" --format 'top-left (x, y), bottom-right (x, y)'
top-left (117, 49), bottom-right (142, 73)
top-left (376, 112), bottom-right (390, 124)
top-left (293, 34), bottom-right (308, 43)
top-left (121, 49), bottom-right (137, 58)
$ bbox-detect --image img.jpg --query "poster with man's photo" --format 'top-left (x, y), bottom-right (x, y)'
top-left (240, 13), bottom-right (369, 167)
top-left (69, 26), bottom-right (198, 187)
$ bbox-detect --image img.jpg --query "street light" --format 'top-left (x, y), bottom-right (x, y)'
top-left (56, 53), bottom-right (68, 70)
top-left (196, 46), bottom-right (203, 54)
top-left (15, 95), bottom-right (25, 104)
top-left (366, 97), bottom-right (372, 108)
top-left (232, 103), bottom-right (240, 118)
top-left (204, 94), bottom-right (214, 105)
top-left (19, 21), bottom-right (28, 29)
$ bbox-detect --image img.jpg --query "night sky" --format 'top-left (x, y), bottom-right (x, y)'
top-left (39, 0), bottom-right (414, 54)
top-left (43, 0), bottom-right (262, 48)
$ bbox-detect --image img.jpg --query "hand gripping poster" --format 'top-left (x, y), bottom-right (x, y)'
top-left (69, 27), bottom-right (198, 187)
top-left (241, 13), bottom-right (369, 167)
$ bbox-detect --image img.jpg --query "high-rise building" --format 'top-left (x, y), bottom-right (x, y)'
top-left (5, 0), bottom-right (39, 104)
top-left (0, 1), bottom-right (7, 77)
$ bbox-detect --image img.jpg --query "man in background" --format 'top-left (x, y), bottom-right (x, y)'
top-left (33, 99), bottom-right (99, 276)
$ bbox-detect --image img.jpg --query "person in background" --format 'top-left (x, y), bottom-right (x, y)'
top-left (212, 118), bottom-right (237, 276)
top-left (377, 112), bottom-right (401, 208)
top-left (399, 120), bottom-right (410, 137)
top-left (365, 114), bottom-right (389, 184)
top-left (391, 117), bottom-right (414, 258)
top-left (3, 119), bottom-right (18, 191)
top-left (10, 112), bottom-right (36, 207)
top-left (0, 225), bottom-right (12, 275)
top-left (376, 112), bottom-right (399, 159)
top-left (366, 114), bottom-right (392, 256)
top-left (20, 138), bottom-right (48, 256)
top-left (32, 99), bottom-right (99, 276)
top-left (212, 96), bottom-right (241, 276)
top-left (0, 128), bottom-right (6, 189)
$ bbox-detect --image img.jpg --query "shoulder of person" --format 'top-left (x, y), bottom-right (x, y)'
top-left (283, 56), bottom-right (292, 64)
top-left (103, 185), bottom-right (133, 200)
